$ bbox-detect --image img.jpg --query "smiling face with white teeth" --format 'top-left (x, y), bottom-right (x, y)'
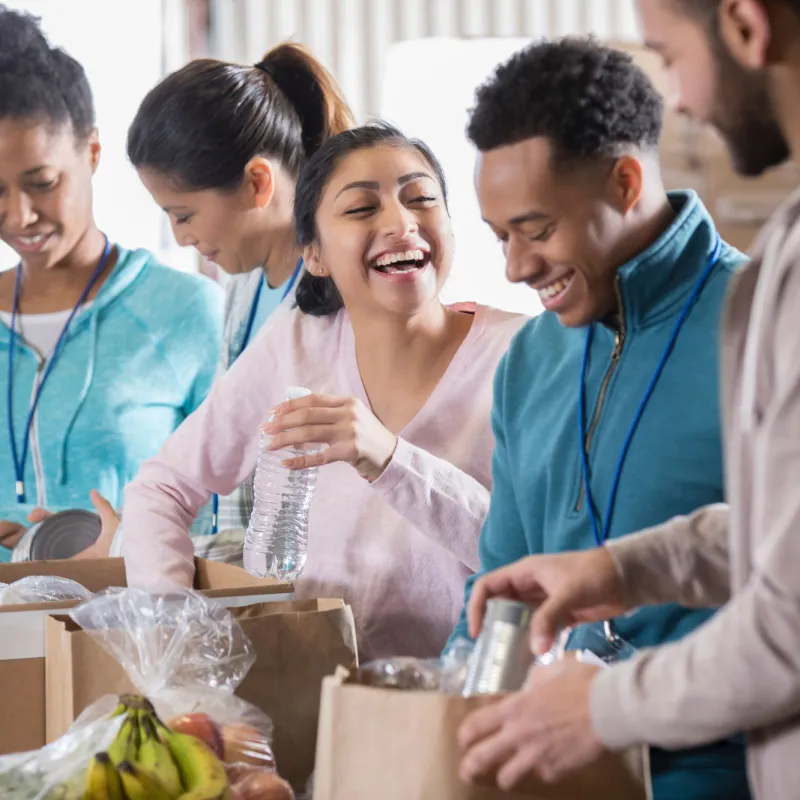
top-left (0, 119), bottom-right (98, 269)
top-left (303, 143), bottom-right (452, 316)
top-left (476, 137), bottom-right (669, 328)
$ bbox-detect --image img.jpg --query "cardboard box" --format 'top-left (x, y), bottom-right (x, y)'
top-left (0, 557), bottom-right (291, 755)
top-left (313, 670), bottom-right (651, 800)
top-left (46, 598), bottom-right (358, 793)
top-left (611, 42), bottom-right (799, 253)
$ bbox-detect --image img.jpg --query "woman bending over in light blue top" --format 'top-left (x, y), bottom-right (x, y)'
top-left (126, 40), bottom-right (354, 544)
top-left (0, 7), bottom-right (223, 561)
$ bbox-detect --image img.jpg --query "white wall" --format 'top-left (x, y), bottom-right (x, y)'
top-left (381, 38), bottom-right (535, 314)
top-left (215, 0), bottom-right (642, 124)
top-left (0, 0), bottom-right (193, 272)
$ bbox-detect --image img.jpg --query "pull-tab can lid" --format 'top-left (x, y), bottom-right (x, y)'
top-left (286, 386), bottom-right (313, 400)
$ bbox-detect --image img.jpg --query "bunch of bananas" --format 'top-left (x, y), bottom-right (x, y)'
top-left (82, 694), bottom-right (230, 800)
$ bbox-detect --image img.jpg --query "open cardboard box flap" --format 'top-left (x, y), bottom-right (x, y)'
top-left (0, 557), bottom-right (291, 615)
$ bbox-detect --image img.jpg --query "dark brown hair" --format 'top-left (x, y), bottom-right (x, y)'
top-left (126, 42), bottom-right (354, 191)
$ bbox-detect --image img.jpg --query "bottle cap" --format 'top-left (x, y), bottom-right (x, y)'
top-left (286, 386), bottom-right (313, 400)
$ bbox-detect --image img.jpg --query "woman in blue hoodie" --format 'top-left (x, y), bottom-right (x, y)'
top-left (0, 7), bottom-right (223, 560)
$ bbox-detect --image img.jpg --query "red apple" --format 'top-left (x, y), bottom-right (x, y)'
top-left (221, 722), bottom-right (275, 769)
top-left (168, 712), bottom-right (224, 758)
top-left (230, 766), bottom-right (294, 800)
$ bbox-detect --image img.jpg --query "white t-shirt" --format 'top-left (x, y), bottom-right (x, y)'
top-left (0, 306), bottom-right (90, 358)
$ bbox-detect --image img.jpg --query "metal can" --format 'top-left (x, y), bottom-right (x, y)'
top-left (11, 509), bottom-right (101, 562)
top-left (462, 599), bottom-right (535, 696)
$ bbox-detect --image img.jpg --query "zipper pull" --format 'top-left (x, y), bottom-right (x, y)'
top-left (612, 331), bottom-right (622, 360)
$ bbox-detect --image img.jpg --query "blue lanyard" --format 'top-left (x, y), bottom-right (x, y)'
top-left (236, 259), bottom-right (302, 360)
top-left (578, 234), bottom-right (721, 547)
top-left (211, 258), bottom-right (303, 533)
top-left (7, 236), bottom-right (112, 503)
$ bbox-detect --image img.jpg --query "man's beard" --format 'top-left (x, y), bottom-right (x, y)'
top-left (708, 40), bottom-right (790, 177)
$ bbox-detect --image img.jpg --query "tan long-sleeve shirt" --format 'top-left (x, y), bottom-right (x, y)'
top-left (590, 188), bottom-right (800, 800)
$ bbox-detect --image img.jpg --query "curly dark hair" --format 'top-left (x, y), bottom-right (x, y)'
top-left (0, 4), bottom-right (95, 138)
top-left (467, 37), bottom-right (663, 167)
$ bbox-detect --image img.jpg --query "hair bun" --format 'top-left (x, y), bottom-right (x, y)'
top-left (0, 6), bottom-right (54, 75)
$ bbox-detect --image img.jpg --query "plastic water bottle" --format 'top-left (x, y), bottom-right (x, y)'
top-left (243, 386), bottom-right (318, 582)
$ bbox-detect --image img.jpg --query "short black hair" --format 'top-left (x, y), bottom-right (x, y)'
top-left (0, 4), bottom-right (95, 138)
top-left (294, 121), bottom-right (448, 317)
top-left (467, 37), bottom-right (663, 167)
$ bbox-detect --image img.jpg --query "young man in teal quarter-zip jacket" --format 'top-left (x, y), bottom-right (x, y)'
top-left (451, 38), bottom-right (751, 800)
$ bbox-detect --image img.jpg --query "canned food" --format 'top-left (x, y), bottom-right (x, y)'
top-left (11, 509), bottom-right (102, 562)
top-left (462, 599), bottom-right (535, 696)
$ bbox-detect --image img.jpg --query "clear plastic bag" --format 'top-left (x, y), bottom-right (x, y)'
top-left (0, 708), bottom-right (123, 799)
top-left (357, 637), bottom-right (475, 694)
top-left (356, 621), bottom-right (637, 702)
top-left (0, 588), bottom-right (294, 799)
top-left (355, 657), bottom-right (444, 691)
top-left (0, 575), bottom-right (93, 605)
top-left (70, 588), bottom-right (260, 717)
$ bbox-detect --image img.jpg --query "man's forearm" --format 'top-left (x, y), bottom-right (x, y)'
top-left (606, 504), bottom-right (731, 609)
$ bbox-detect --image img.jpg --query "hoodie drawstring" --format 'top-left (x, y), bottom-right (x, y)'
top-left (58, 312), bottom-right (99, 485)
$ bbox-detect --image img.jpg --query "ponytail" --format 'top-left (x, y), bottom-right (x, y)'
top-left (256, 43), bottom-right (354, 160)
top-left (127, 43), bottom-right (354, 191)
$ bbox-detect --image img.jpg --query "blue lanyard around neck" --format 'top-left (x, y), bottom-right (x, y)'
top-left (211, 258), bottom-right (303, 533)
top-left (7, 235), bottom-right (112, 503)
top-left (237, 259), bottom-right (303, 359)
top-left (578, 234), bottom-right (722, 547)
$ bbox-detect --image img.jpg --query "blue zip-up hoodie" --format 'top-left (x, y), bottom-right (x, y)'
top-left (0, 246), bottom-right (223, 553)
top-left (452, 192), bottom-right (751, 799)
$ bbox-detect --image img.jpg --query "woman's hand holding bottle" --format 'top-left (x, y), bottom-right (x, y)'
top-left (264, 393), bottom-right (398, 482)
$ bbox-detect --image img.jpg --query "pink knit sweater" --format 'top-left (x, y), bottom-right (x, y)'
top-left (122, 302), bottom-right (526, 659)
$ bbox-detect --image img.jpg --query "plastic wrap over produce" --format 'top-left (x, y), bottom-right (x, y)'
top-left (0, 588), bottom-right (294, 799)
top-left (0, 576), bottom-right (93, 605)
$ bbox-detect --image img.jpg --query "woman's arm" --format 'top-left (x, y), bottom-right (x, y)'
top-left (122, 334), bottom-right (279, 590)
top-left (370, 438), bottom-right (489, 570)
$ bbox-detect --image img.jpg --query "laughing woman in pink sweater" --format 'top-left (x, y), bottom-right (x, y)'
top-left (120, 123), bottom-right (526, 659)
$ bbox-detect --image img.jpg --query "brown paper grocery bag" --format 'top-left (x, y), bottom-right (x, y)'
top-left (313, 670), bottom-right (651, 800)
top-left (234, 599), bottom-right (358, 790)
top-left (46, 598), bottom-right (357, 793)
